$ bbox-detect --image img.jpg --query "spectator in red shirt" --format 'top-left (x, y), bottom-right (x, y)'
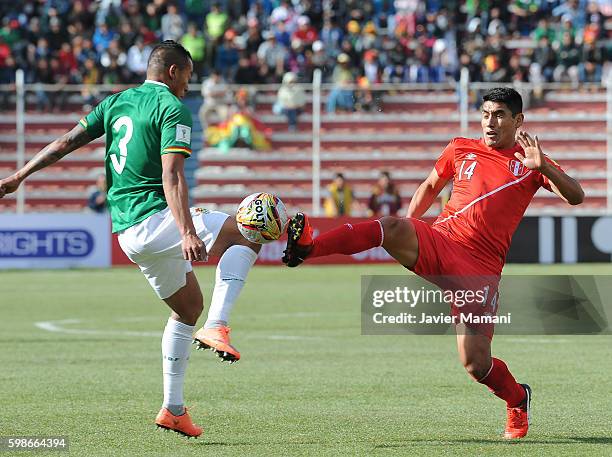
top-left (58, 42), bottom-right (78, 79)
top-left (293, 16), bottom-right (318, 45)
top-left (368, 171), bottom-right (402, 217)
top-left (0, 37), bottom-right (10, 68)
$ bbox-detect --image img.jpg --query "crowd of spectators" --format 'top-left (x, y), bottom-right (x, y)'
top-left (0, 0), bottom-right (610, 98)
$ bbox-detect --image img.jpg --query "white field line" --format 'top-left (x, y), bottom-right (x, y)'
top-left (34, 318), bottom-right (320, 340)
top-left (34, 319), bottom-right (160, 337)
top-left (268, 312), bottom-right (323, 318)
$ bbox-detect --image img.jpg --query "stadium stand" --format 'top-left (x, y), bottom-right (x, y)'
top-left (168, 87), bottom-right (610, 216)
top-left (0, 86), bottom-right (607, 215)
top-left (0, 1), bottom-right (609, 215)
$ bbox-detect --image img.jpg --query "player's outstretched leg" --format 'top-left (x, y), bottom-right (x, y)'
top-left (282, 213), bottom-right (393, 267)
top-left (156, 271), bottom-right (204, 438)
top-left (282, 213), bottom-right (419, 268)
top-left (457, 326), bottom-right (530, 439)
top-left (193, 216), bottom-right (260, 363)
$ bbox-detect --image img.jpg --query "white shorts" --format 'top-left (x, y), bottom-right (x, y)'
top-left (118, 207), bottom-right (230, 299)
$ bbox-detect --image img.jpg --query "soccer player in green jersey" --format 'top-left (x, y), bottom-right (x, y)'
top-left (0, 41), bottom-right (261, 438)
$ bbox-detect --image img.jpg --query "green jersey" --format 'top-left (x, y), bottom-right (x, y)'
top-left (79, 80), bottom-right (193, 233)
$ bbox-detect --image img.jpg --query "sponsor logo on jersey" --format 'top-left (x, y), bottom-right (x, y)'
top-left (509, 159), bottom-right (527, 176)
top-left (466, 153), bottom-right (477, 160)
top-left (176, 124), bottom-right (191, 144)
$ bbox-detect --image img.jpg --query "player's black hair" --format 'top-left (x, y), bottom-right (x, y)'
top-left (335, 172), bottom-right (345, 180)
top-left (147, 40), bottom-right (192, 72)
top-left (482, 87), bottom-right (523, 117)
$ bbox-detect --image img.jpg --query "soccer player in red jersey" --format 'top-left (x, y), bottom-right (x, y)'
top-left (282, 87), bottom-right (584, 439)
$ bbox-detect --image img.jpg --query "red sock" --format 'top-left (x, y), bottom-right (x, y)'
top-left (309, 220), bottom-right (383, 258)
top-left (478, 358), bottom-right (526, 407)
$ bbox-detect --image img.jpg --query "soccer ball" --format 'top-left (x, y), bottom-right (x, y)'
top-left (236, 192), bottom-right (289, 244)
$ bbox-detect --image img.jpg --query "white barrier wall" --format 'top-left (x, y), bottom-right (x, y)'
top-left (0, 213), bottom-right (111, 269)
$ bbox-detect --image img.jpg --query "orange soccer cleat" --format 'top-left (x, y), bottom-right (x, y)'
top-left (503, 384), bottom-right (532, 439)
top-left (193, 326), bottom-right (240, 363)
top-left (155, 407), bottom-right (203, 438)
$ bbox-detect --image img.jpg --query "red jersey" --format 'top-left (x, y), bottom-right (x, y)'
top-left (293, 27), bottom-right (318, 43)
top-left (432, 137), bottom-right (562, 272)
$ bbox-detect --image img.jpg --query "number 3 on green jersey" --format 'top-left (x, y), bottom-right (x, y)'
top-left (111, 116), bottom-right (133, 174)
top-left (78, 80), bottom-right (193, 233)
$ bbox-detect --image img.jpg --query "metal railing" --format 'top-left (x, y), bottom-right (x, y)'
top-left (0, 69), bottom-right (610, 215)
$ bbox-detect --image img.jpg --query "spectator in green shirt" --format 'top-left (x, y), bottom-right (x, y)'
top-left (205, 3), bottom-right (227, 69)
top-left (181, 23), bottom-right (206, 79)
top-left (206, 3), bottom-right (228, 41)
top-left (0, 19), bottom-right (20, 48)
top-left (532, 18), bottom-right (556, 43)
top-left (553, 32), bottom-right (580, 86)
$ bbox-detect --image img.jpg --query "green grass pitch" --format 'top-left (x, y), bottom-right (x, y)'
top-left (1, 264), bottom-right (611, 456)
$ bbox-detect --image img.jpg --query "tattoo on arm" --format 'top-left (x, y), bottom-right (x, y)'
top-left (18, 125), bottom-right (94, 179)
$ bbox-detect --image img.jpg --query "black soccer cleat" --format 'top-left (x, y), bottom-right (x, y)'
top-left (522, 383), bottom-right (532, 425)
top-left (282, 212), bottom-right (313, 267)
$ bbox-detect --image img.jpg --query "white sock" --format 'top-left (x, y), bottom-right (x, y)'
top-left (162, 318), bottom-right (194, 415)
top-left (204, 245), bottom-right (258, 328)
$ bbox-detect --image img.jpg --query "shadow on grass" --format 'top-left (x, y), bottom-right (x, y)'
top-left (199, 441), bottom-right (325, 447)
top-left (374, 436), bottom-right (612, 448)
top-left (566, 436), bottom-right (612, 445)
top-left (195, 436), bottom-right (612, 448)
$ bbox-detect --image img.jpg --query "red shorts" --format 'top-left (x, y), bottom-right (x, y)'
top-left (409, 218), bottom-right (501, 339)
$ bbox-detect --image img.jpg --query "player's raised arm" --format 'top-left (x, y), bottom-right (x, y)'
top-left (515, 131), bottom-right (584, 205)
top-left (0, 124), bottom-right (94, 198)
